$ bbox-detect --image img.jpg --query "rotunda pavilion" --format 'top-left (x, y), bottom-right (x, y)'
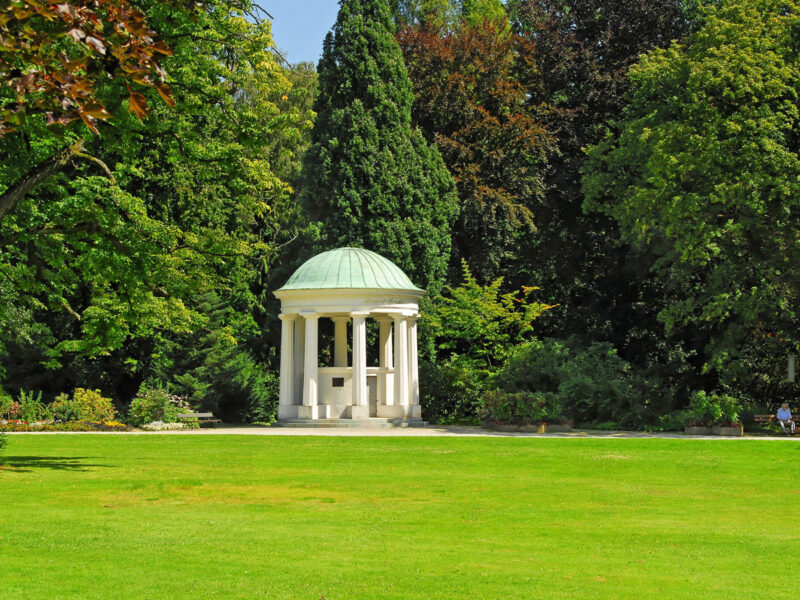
top-left (274, 247), bottom-right (425, 424)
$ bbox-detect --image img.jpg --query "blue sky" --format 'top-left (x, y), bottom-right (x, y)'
top-left (268, 1), bottom-right (342, 65)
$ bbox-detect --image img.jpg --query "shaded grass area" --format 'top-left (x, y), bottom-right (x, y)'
top-left (1, 435), bottom-right (799, 599)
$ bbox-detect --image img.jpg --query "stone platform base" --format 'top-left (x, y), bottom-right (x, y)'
top-left (279, 404), bottom-right (421, 421)
top-left (272, 418), bottom-right (427, 429)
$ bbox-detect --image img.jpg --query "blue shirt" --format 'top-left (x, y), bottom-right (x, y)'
top-left (777, 407), bottom-right (792, 421)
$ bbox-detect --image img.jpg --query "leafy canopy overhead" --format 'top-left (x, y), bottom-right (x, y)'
top-left (0, 0), bottom-right (201, 134)
top-left (0, 1), bottom-right (309, 361)
top-left (584, 0), bottom-right (800, 371)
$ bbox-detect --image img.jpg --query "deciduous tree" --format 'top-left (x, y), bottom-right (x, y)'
top-left (398, 16), bottom-right (553, 283)
top-left (0, 1), bottom-right (308, 369)
top-left (584, 0), bottom-right (800, 380)
top-left (506, 0), bottom-right (692, 347)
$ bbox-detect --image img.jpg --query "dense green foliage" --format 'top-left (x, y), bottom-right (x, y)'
top-left (489, 338), bottom-right (677, 428)
top-left (3, 0), bottom-right (800, 426)
top-left (301, 0), bottom-right (458, 296)
top-left (505, 0), bottom-right (692, 329)
top-left (2, 435), bottom-right (800, 598)
top-left (479, 389), bottom-right (562, 425)
top-left (0, 2), bottom-right (307, 419)
top-left (52, 388), bottom-right (116, 422)
top-left (127, 387), bottom-right (181, 426)
top-left (420, 263), bottom-right (551, 423)
top-left (685, 390), bottom-right (742, 427)
top-left (0, 386), bottom-right (117, 423)
top-left (584, 0), bottom-right (800, 383)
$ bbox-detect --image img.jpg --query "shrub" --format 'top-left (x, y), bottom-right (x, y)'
top-left (165, 351), bottom-right (277, 423)
top-left (72, 388), bottom-right (115, 421)
top-left (479, 390), bottom-right (562, 426)
top-left (492, 338), bottom-right (570, 394)
top-left (17, 389), bottom-right (47, 422)
top-left (240, 369), bottom-right (279, 424)
top-left (419, 263), bottom-right (554, 423)
top-left (51, 389), bottom-right (115, 422)
top-left (127, 387), bottom-right (180, 426)
top-left (492, 338), bottom-right (641, 427)
top-left (51, 393), bottom-right (79, 422)
top-left (686, 391), bottom-right (741, 427)
top-left (647, 411), bottom-right (686, 432)
top-left (419, 356), bottom-right (487, 424)
top-left (427, 262), bottom-right (554, 369)
top-left (0, 391), bottom-right (21, 420)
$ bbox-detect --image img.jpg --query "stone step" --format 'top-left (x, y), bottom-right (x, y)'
top-left (272, 418), bottom-right (427, 429)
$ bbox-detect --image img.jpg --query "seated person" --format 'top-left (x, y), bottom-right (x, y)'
top-left (776, 403), bottom-right (796, 434)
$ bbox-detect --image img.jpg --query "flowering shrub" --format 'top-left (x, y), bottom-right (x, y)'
top-left (51, 394), bottom-right (79, 422)
top-left (127, 387), bottom-right (189, 426)
top-left (479, 390), bottom-right (563, 426)
top-left (73, 388), bottom-right (116, 421)
top-left (51, 389), bottom-right (116, 422)
top-left (0, 397), bottom-right (22, 420)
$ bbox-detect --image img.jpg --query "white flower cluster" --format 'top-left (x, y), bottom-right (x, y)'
top-left (140, 421), bottom-right (187, 431)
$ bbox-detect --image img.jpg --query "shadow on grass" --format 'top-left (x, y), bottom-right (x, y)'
top-left (0, 456), bottom-right (113, 473)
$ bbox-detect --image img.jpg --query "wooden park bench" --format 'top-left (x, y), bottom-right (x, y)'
top-left (752, 414), bottom-right (798, 433)
top-left (177, 412), bottom-right (221, 427)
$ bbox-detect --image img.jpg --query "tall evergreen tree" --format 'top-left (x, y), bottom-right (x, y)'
top-left (301, 0), bottom-right (458, 295)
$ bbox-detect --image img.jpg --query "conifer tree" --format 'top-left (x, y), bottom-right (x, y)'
top-left (301, 0), bottom-right (458, 295)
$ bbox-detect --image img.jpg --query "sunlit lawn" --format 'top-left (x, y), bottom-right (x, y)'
top-left (1, 434), bottom-right (798, 599)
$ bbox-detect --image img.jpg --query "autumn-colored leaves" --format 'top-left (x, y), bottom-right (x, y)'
top-left (0, 0), bottom-right (185, 135)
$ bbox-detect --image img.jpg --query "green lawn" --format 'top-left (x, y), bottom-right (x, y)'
top-left (1, 435), bottom-right (798, 599)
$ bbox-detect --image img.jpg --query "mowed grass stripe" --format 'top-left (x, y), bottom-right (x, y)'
top-left (1, 436), bottom-right (798, 599)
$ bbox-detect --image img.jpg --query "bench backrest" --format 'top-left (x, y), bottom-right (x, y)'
top-left (177, 413), bottom-right (215, 419)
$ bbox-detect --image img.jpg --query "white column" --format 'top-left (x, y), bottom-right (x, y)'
top-left (333, 316), bottom-right (349, 368)
top-left (278, 314), bottom-right (295, 416)
top-left (407, 315), bottom-right (420, 407)
top-left (351, 311), bottom-right (369, 413)
top-left (378, 317), bottom-right (394, 406)
top-left (293, 317), bottom-right (305, 405)
top-left (393, 314), bottom-right (409, 408)
top-left (301, 312), bottom-right (319, 410)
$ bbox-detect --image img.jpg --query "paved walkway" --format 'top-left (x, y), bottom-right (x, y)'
top-left (4, 424), bottom-right (799, 439)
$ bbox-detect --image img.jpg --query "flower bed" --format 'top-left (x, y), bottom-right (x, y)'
top-left (0, 420), bottom-right (129, 432)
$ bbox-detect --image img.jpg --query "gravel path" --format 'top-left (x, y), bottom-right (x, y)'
top-left (4, 425), bottom-right (798, 439)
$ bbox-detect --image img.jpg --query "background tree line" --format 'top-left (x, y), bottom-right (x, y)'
top-left (1, 0), bottom-right (797, 429)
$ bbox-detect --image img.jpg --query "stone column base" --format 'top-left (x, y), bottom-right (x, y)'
top-left (297, 405), bottom-right (325, 419)
top-left (377, 405), bottom-right (421, 419)
top-left (344, 405), bottom-right (370, 419)
top-left (278, 405), bottom-right (299, 420)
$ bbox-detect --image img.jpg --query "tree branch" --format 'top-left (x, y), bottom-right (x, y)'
top-left (0, 142), bottom-right (80, 221)
top-left (72, 152), bottom-right (116, 186)
top-left (0, 141), bottom-right (117, 222)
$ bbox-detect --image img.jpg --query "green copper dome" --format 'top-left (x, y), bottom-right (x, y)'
top-left (278, 248), bottom-right (423, 292)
